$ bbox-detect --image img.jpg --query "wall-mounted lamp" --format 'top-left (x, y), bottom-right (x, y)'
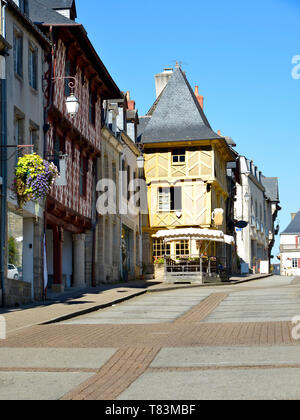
top-left (136, 155), bottom-right (145, 170)
top-left (52, 76), bottom-right (80, 117)
top-left (244, 192), bottom-right (251, 202)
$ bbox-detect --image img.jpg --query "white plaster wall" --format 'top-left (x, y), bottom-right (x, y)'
top-left (281, 234), bottom-right (298, 245)
top-left (280, 251), bottom-right (300, 276)
top-left (5, 9), bottom-right (45, 190)
top-left (235, 161), bottom-right (271, 269)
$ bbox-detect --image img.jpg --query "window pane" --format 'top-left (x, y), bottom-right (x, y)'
top-left (29, 47), bottom-right (37, 89)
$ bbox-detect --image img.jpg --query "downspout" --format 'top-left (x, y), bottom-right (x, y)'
top-left (0, 1), bottom-right (7, 307)
top-left (119, 150), bottom-right (123, 282)
top-left (91, 157), bottom-right (97, 287)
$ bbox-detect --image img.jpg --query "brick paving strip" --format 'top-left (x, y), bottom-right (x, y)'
top-left (1, 288), bottom-right (300, 400)
top-left (59, 293), bottom-right (229, 400)
top-left (175, 293), bottom-right (228, 324)
top-left (61, 346), bottom-right (161, 400)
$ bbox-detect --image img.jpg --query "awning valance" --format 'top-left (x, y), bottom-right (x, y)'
top-left (153, 228), bottom-right (234, 245)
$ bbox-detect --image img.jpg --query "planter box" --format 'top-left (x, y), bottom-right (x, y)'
top-left (154, 264), bottom-right (165, 280)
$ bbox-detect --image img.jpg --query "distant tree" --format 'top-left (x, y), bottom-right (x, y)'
top-left (8, 236), bottom-right (19, 266)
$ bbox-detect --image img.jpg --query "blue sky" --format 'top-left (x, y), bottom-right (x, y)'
top-left (77, 0), bottom-right (300, 259)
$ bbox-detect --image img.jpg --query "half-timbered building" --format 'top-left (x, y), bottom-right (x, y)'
top-left (28, 0), bottom-right (122, 292)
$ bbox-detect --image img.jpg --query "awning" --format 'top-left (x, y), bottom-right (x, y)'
top-left (153, 228), bottom-right (234, 245)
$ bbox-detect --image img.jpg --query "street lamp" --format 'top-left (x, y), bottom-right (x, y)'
top-left (244, 192), bottom-right (251, 202)
top-left (136, 155), bottom-right (144, 170)
top-left (52, 76), bottom-right (80, 117)
top-left (65, 94), bottom-right (79, 117)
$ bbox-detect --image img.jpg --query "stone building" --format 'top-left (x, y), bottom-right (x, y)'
top-left (234, 156), bottom-right (280, 274)
top-left (2, 0), bottom-right (50, 306)
top-left (97, 93), bottom-right (144, 283)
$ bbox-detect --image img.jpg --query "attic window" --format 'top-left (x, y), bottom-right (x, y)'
top-left (172, 149), bottom-right (185, 164)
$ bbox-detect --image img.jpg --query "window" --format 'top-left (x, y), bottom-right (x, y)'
top-left (29, 123), bottom-right (39, 153)
top-left (153, 238), bottom-right (170, 259)
top-left (79, 154), bottom-right (88, 197)
top-left (176, 240), bottom-right (189, 257)
top-left (28, 44), bottom-right (38, 89)
top-left (292, 259), bottom-right (298, 268)
top-left (65, 54), bottom-right (76, 97)
top-left (172, 149), bottom-right (185, 164)
top-left (16, 0), bottom-right (28, 14)
top-left (112, 162), bottom-right (117, 207)
top-left (53, 135), bottom-right (61, 171)
top-left (89, 90), bottom-right (96, 126)
top-left (127, 165), bottom-right (131, 201)
top-left (14, 112), bottom-right (24, 146)
top-left (158, 187), bottom-right (182, 212)
top-left (14, 28), bottom-right (23, 78)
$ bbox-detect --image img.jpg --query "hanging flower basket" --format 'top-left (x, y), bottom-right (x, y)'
top-left (13, 153), bottom-right (59, 209)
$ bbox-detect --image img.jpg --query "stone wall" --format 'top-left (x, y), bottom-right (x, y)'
top-left (4, 278), bottom-right (32, 307)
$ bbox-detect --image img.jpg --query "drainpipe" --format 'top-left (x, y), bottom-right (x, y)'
top-left (119, 151), bottom-right (123, 281)
top-left (0, 1), bottom-right (7, 307)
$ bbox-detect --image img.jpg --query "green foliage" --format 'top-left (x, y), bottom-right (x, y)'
top-left (8, 236), bottom-right (19, 266)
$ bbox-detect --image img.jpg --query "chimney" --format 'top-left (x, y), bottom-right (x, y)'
top-left (291, 213), bottom-right (297, 220)
top-left (155, 68), bottom-right (173, 99)
top-left (126, 91), bottom-right (135, 110)
top-left (217, 130), bottom-right (221, 136)
top-left (194, 86), bottom-right (204, 110)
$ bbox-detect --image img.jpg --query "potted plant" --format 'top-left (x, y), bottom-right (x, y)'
top-left (13, 154), bottom-right (58, 209)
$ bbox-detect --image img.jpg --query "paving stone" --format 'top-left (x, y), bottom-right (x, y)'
top-left (0, 348), bottom-right (116, 369)
top-left (117, 368), bottom-right (300, 400)
top-left (0, 372), bottom-right (94, 400)
top-left (151, 346), bottom-right (300, 368)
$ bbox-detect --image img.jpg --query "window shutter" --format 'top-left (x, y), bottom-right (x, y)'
top-left (298, 259), bottom-right (300, 269)
top-left (172, 186), bottom-right (182, 211)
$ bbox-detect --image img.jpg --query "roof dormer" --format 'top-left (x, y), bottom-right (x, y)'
top-left (40, 0), bottom-right (77, 21)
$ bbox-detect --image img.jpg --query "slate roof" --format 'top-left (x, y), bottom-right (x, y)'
top-left (39, 0), bottom-right (74, 9)
top-left (261, 176), bottom-right (279, 202)
top-left (137, 116), bottom-right (151, 143)
top-left (139, 66), bottom-right (222, 144)
top-left (282, 212), bottom-right (300, 235)
top-left (6, 0), bottom-right (51, 47)
top-left (27, 0), bottom-right (77, 25)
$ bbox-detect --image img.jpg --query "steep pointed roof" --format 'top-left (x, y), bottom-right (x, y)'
top-left (282, 212), bottom-right (300, 235)
top-left (139, 66), bottom-right (222, 144)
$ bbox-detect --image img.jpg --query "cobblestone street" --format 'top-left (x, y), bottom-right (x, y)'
top-left (0, 275), bottom-right (300, 400)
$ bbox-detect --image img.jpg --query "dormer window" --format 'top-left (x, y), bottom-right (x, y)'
top-left (172, 149), bottom-right (185, 164)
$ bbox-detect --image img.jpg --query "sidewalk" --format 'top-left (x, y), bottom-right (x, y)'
top-left (0, 273), bottom-right (273, 335)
